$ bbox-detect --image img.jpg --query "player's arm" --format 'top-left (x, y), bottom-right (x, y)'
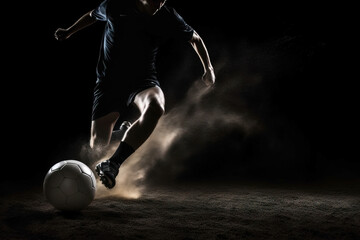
top-left (189, 30), bottom-right (216, 87)
top-left (54, 10), bottom-right (98, 41)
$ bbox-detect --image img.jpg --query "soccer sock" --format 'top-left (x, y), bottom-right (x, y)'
top-left (108, 141), bottom-right (135, 166)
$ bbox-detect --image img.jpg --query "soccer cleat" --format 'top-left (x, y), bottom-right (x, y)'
top-left (95, 160), bottom-right (120, 189)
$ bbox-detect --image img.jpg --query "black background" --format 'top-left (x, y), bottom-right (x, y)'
top-left (3, 1), bottom-right (357, 187)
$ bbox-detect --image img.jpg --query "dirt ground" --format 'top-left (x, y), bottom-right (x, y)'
top-left (1, 180), bottom-right (360, 240)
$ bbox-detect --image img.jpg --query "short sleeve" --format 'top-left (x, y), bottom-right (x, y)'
top-left (168, 8), bottom-right (194, 41)
top-left (92, 0), bottom-right (109, 21)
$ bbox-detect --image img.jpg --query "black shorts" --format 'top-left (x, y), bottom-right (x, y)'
top-left (91, 80), bottom-right (160, 120)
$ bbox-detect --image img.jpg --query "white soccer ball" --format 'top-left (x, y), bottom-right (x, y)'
top-left (43, 160), bottom-right (96, 211)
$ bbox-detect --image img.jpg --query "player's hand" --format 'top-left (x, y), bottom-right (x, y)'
top-left (54, 28), bottom-right (71, 41)
top-left (202, 67), bottom-right (216, 87)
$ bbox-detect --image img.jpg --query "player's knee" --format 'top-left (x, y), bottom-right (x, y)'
top-left (90, 134), bottom-right (108, 150)
top-left (90, 137), bottom-right (100, 150)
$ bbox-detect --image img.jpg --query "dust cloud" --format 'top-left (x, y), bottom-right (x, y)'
top-left (93, 59), bottom-right (266, 199)
top-left (87, 37), bottom-right (325, 199)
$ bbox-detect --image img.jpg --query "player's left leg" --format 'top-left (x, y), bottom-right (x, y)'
top-left (96, 86), bottom-right (165, 188)
top-left (88, 111), bottom-right (120, 163)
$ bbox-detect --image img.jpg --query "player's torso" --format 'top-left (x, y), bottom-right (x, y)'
top-left (102, 1), bottom-right (172, 74)
top-left (104, 0), bottom-right (171, 50)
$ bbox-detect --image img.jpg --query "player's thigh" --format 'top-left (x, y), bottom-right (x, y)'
top-left (133, 86), bottom-right (165, 114)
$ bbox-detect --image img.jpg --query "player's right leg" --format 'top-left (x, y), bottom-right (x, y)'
top-left (124, 86), bottom-right (165, 150)
top-left (96, 86), bottom-right (165, 189)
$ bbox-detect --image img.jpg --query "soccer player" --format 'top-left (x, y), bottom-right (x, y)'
top-left (54, 0), bottom-right (216, 189)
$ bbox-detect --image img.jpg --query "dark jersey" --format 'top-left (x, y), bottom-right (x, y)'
top-left (92, 0), bottom-right (194, 89)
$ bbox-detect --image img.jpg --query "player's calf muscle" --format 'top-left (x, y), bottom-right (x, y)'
top-left (144, 100), bottom-right (165, 119)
